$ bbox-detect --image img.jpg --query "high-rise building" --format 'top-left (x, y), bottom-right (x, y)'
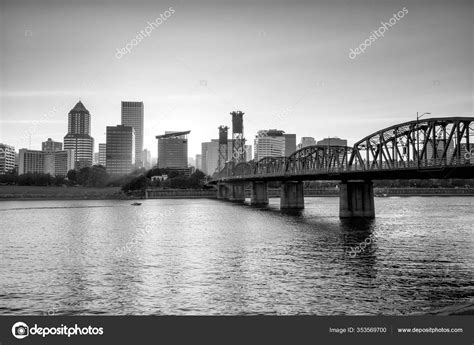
top-left (201, 139), bottom-right (253, 175)
top-left (42, 138), bottom-right (62, 152)
top-left (63, 101), bottom-right (94, 170)
top-left (254, 129), bottom-right (287, 161)
top-left (0, 143), bottom-right (16, 174)
top-left (316, 137), bottom-right (348, 147)
top-left (98, 143), bottom-right (107, 166)
top-left (18, 148), bottom-right (74, 176)
top-left (297, 137), bottom-right (316, 149)
top-left (284, 134), bottom-right (296, 156)
top-left (106, 125), bottom-right (135, 175)
top-left (141, 149), bottom-right (152, 169)
top-left (156, 131), bottom-right (190, 169)
top-left (121, 101), bottom-right (144, 167)
top-left (195, 154), bottom-right (202, 171)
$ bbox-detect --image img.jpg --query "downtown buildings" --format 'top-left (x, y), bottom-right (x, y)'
top-left (156, 131), bottom-right (190, 172)
top-left (121, 101), bottom-right (144, 167)
top-left (297, 137), bottom-right (316, 149)
top-left (200, 139), bottom-right (252, 175)
top-left (253, 129), bottom-right (296, 161)
top-left (63, 101), bottom-right (94, 170)
top-left (18, 137), bottom-right (75, 177)
top-left (0, 143), bottom-right (16, 174)
top-left (98, 143), bottom-right (107, 166)
top-left (105, 125), bottom-right (135, 175)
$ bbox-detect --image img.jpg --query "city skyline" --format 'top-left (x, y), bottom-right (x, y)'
top-left (1, 0), bottom-right (472, 158)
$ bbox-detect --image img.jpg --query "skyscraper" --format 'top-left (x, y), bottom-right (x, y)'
top-left (63, 101), bottom-right (94, 170)
top-left (141, 149), bottom-right (152, 169)
top-left (121, 101), bottom-right (144, 167)
top-left (156, 131), bottom-right (190, 169)
top-left (254, 129), bottom-right (288, 161)
top-left (106, 125), bottom-right (135, 175)
top-left (284, 134), bottom-right (296, 156)
top-left (98, 143), bottom-right (107, 166)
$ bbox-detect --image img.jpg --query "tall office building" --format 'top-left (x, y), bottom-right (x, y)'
top-left (297, 137), bottom-right (316, 149)
top-left (156, 131), bottom-right (190, 169)
top-left (18, 148), bottom-right (74, 176)
top-left (201, 139), bottom-right (253, 175)
top-left (195, 154), bottom-right (202, 171)
top-left (42, 138), bottom-right (62, 152)
top-left (106, 125), bottom-right (135, 175)
top-left (121, 101), bottom-right (144, 167)
top-left (63, 101), bottom-right (94, 170)
top-left (0, 143), bottom-right (16, 174)
top-left (284, 134), bottom-right (296, 156)
top-left (141, 149), bottom-right (152, 169)
top-left (254, 129), bottom-right (297, 161)
top-left (98, 143), bottom-right (107, 166)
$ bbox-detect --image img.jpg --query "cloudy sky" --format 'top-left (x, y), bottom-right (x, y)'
top-left (0, 0), bottom-right (472, 158)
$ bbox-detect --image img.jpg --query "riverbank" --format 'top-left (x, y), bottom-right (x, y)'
top-left (0, 186), bottom-right (126, 200)
top-left (2, 186), bottom-right (474, 200)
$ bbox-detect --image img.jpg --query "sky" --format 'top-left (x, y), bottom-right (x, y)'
top-left (0, 0), bottom-right (472, 159)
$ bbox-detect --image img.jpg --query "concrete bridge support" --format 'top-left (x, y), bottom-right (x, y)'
top-left (228, 183), bottom-right (245, 202)
top-left (250, 181), bottom-right (269, 206)
top-left (217, 183), bottom-right (229, 200)
top-left (280, 181), bottom-right (304, 210)
top-left (339, 180), bottom-right (375, 218)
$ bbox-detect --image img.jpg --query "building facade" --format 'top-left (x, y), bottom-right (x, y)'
top-left (0, 143), bottom-right (16, 174)
top-left (18, 149), bottom-right (74, 176)
top-left (141, 149), bottom-right (152, 169)
top-left (98, 143), bottom-right (107, 166)
top-left (156, 131), bottom-right (189, 169)
top-left (254, 129), bottom-right (287, 161)
top-left (297, 137), bottom-right (316, 149)
top-left (121, 101), bottom-right (144, 167)
top-left (42, 138), bottom-right (62, 152)
top-left (201, 140), bottom-right (252, 175)
top-left (195, 154), bottom-right (202, 171)
top-left (284, 134), bottom-right (296, 156)
top-left (106, 125), bottom-right (135, 175)
top-left (316, 137), bottom-right (348, 147)
top-left (63, 101), bottom-right (94, 170)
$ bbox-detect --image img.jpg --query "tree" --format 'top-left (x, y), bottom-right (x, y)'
top-left (67, 170), bottom-right (77, 184)
top-left (121, 175), bottom-right (150, 193)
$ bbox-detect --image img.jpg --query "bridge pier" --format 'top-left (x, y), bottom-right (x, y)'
top-left (280, 181), bottom-right (304, 210)
top-left (228, 183), bottom-right (245, 203)
top-left (250, 181), bottom-right (269, 206)
top-left (217, 183), bottom-right (229, 200)
top-left (339, 180), bottom-right (375, 218)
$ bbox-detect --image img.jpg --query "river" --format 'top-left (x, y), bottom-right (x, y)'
top-left (0, 197), bottom-right (472, 315)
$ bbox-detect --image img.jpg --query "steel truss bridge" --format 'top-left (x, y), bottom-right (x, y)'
top-left (210, 117), bottom-right (474, 217)
top-left (211, 117), bottom-right (474, 183)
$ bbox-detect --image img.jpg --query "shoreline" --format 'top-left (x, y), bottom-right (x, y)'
top-left (1, 186), bottom-right (474, 201)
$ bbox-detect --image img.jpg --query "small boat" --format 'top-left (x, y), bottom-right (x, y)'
top-left (131, 202), bottom-right (142, 206)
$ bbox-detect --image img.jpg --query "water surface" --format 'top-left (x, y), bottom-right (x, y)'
top-left (0, 197), bottom-right (472, 315)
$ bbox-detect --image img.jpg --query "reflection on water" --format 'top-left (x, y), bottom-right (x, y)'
top-left (0, 197), bottom-right (472, 315)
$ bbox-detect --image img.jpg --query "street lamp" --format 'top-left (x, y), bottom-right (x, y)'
top-left (416, 112), bottom-right (431, 169)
